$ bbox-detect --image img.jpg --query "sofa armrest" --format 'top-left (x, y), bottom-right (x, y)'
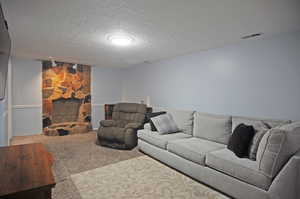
top-left (144, 123), bottom-right (151, 131)
top-left (125, 122), bottom-right (142, 130)
top-left (99, 120), bottom-right (116, 127)
top-left (294, 150), bottom-right (300, 158)
top-left (268, 151), bottom-right (300, 199)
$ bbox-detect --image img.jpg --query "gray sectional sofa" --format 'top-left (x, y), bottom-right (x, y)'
top-left (137, 108), bottom-right (300, 199)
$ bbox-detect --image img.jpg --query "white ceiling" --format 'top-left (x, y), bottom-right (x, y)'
top-left (2, 0), bottom-right (300, 67)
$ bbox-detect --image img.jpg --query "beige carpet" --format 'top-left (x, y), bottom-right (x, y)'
top-left (12, 133), bottom-right (229, 199)
top-left (11, 132), bottom-right (143, 199)
top-left (72, 156), bottom-right (230, 199)
top-left (11, 132), bottom-right (143, 175)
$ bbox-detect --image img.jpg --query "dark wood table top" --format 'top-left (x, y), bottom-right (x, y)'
top-left (0, 143), bottom-right (56, 196)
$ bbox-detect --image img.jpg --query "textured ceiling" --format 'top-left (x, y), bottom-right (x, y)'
top-left (2, 0), bottom-right (300, 67)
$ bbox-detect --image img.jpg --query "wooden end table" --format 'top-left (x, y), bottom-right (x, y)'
top-left (0, 143), bottom-right (56, 199)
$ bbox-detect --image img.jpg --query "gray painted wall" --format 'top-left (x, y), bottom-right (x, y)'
top-left (0, 58), bottom-right (10, 146)
top-left (11, 58), bottom-right (42, 136)
top-left (9, 31), bottom-right (300, 138)
top-left (11, 57), bottom-right (123, 136)
top-left (91, 66), bottom-right (123, 129)
top-left (123, 31), bottom-right (300, 120)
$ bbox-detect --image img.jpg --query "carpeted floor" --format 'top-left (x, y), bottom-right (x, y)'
top-left (11, 132), bottom-right (143, 199)
top-left (72, 156), bottom-right (230, 199)
top-left (11, 132), bottom-right (230, 199)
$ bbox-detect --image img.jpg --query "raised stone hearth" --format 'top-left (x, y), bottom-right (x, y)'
top-left (43, 122), bottom-right (92, 136)
top-left (42, 61), bottom-right (92, 136)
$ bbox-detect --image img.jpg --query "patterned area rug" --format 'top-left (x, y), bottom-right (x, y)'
top-left (71, 156), bottom-right (230, 199)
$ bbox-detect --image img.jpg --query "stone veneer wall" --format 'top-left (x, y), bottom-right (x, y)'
top-left (42, 61), bottom-right (91, 132)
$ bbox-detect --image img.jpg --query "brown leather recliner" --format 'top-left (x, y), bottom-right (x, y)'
top-left (97, 103), bottom-right (147, 149)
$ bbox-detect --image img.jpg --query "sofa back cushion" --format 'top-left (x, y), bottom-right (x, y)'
top-left (232, 116), bottom-right (290, 132)
top-left (153, 107), bottom-right (195, 135)
top-left (257, 121), bottom-right (300, 178)
top-left (193, 112), bottom-right (232, 144)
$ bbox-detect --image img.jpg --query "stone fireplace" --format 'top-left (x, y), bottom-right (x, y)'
top-left (42, 61), bottom-right (92, 136)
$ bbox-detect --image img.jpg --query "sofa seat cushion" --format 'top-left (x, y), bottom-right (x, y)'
top-left (167, 138), bottom-right (225, 165)
top-left (206, 148), bottom-right (272, 190)
top-left (137, 130), bottom-right (191, 149)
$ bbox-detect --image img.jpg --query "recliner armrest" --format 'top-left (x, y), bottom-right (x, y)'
top-left (125, 122), bottom-right (142, 130)
top-left (100, 120), bottom-right (116, 127)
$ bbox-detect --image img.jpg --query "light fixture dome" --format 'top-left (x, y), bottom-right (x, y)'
top-left (107, 33), bottom-right (134, 47)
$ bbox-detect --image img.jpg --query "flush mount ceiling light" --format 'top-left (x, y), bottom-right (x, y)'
top-left (107, 33), bottom-right (134, 47)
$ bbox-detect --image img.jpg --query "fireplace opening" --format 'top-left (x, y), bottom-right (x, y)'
top-left (52, 98), bottom-right (82, 124)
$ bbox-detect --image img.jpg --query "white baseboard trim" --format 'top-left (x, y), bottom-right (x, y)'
top-left (92, 104), bottom-right (104, 106)
top-left (13, 104), bottom-right (42, 109)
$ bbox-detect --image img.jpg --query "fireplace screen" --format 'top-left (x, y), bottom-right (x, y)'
top-left (52, 98), bottom-right (82, 123)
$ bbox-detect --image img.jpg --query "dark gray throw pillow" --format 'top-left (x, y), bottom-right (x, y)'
top-left (228, 123), bottom-right (255, 158)
top-left (145, 111), bottom-right (167, 131)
